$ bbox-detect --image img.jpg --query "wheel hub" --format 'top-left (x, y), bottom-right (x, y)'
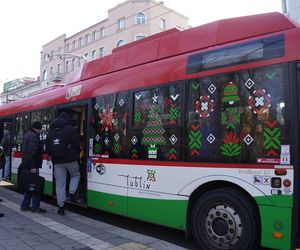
top-left (206, 205), bottom-right (242, 248)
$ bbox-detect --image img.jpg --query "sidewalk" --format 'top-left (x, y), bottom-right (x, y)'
top-left (0, 181), bottom-right (188, 250)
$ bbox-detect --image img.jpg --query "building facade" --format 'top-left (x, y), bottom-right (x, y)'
top-left (0, 77), bottom-right (41, 104)
top-left (0, 0), bottom-right (188, 105)
top-left (41, 0), bottom-right (189, 85)
top-left (282, 0), bottom-right (300, 24)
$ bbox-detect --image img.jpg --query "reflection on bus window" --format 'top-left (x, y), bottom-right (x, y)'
top-left (14, 114), bottom-right (29, 152)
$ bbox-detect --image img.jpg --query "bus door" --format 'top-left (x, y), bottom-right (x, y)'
top-left (0, 118), bottom-right (13, 181)
top-left (56, 105), bottom-right (88, 206)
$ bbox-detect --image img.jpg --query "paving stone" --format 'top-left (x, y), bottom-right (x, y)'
top-left (105, 237), bottom-right (132, 246)
top-left (33, 243), bottom-right (62, 250)
top-left (117, 242), bottom-right (149, 250)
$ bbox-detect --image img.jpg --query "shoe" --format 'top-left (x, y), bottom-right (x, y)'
top-left (57, 206), bottom-right (65, 215)
top-left (0, 213), bottom-right (4, 217)
top-left (21, 207), bottom-right (31, 211)
top-left (31, 208), bottom-right (47, 213)
top-left (0, 199), bottom-right (3, 202)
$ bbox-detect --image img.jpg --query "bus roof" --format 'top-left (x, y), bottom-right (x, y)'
top-left (81, 12), bottom-right (296, 80)
top-left (0, 12), bottom-right (297, 117)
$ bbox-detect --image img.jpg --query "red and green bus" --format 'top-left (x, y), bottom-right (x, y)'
top-left (0, 12), bottom-right (299, 250)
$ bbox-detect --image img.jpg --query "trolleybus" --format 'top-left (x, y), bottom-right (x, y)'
top-left (0, 12), bottom-right (299, 250)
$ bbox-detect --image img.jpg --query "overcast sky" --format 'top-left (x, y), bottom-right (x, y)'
top-left (0, 0), bottom-right (282, 86)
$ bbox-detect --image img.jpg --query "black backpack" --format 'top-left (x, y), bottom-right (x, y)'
top-left (47, 127), bottom-right (70, 159)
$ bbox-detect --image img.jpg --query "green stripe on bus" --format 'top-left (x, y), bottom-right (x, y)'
top-left (87, 190), bottom-right (187, 229)
top-left (255, 195), bottom-right (293, 207)
top-left (127, 195), bottom-right (187, 230)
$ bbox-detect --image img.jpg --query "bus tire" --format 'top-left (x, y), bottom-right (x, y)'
top-left (191, 188), bottom-right (260, 250)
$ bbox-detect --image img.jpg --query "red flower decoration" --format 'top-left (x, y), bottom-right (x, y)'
top-left (223, 132), bottom-right (239, 144)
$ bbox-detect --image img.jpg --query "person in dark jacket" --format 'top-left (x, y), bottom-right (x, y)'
top-left (0, 146), bottom-right (5, 216)
top-left (47, 112), bottom-right (80, 215)
top-left (1, 123), bottom-right (12, 180)
top-left (20, 121), bottom-right (46, 213)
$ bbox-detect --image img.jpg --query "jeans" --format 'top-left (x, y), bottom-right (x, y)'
top-left (21, 192), bottom-right (41, 210)
top-left (54, 161), bottom-right (80, 207)
top-left (4, 156), bottom-right (10, 179)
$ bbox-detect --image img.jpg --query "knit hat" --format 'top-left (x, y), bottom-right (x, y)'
top-left (31, 121), bottom-right (42, 130)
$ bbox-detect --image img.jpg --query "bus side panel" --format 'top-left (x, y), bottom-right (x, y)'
top-left (127, 194), bottom-right (188, 230)
top-left (11, 151), bottom-right (21, 184)
top-left (87, 166), bottom-right (128, 217)
top-left (87, 190), bottom-right (127, 217)
top-left (258, 204), bottom-right (292, 250)
top-left (40, 156), bottom-right (53, 196)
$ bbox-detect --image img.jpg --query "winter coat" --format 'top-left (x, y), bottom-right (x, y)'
top-left (0, 130), bottom-right (11, 156)
top-left (21, 129), bottom-right (43, 170)
top-left (0, 151), bottom-right (5, 169)
top-left (47, 114), bottom-right (80, 164)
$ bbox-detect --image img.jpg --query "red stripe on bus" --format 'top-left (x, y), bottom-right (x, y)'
top-left (13, 152), bottom-right (49, 160)
top-left (91, 158), bottom-right (276, 169)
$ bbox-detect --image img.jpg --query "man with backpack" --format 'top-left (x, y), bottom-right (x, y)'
top-left (47, 112), bottom-right (81, 215)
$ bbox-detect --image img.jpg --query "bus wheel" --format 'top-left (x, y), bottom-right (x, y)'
top-left (191, 188), bottom-right (259, 250)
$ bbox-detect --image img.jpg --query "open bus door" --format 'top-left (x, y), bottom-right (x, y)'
top-left (55, 105), bottom-right (88, 206)
top-left (0, 118), bottom-right (13, 181)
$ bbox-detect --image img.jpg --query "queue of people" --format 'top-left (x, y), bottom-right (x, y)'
top-left (0, 111), bottom-right (81, 216)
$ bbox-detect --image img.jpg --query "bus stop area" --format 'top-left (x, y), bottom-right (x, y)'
top-left (0, 181), bottom-right (187, 250)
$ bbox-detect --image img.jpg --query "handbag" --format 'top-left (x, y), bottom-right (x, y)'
top-left (17, 165), bottom-right (45, 194)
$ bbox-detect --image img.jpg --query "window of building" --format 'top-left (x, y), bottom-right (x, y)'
top-left (85, 34), bottom-right (90, 44)
top-left (116, 39), bottom-right (126, 47)
top-left (118, 17), bottom-right (125, 30)
top-left (77, 58), bottom-right (81, 67)
top-left (57, 63), bottom-right (61, 73)
top-left (66, 43), bottom-right (71, 52)
top-left (43, 54), bottom-right (48, 63)
top-left (85, 52), bottom-right (89, 58)
top-left (92, 31), bottom-right (96, 41)
top-left (79, 37), bottom-right (84, 47)
top-left (72, 58), bottom-right (75, 71)
top-left (135, 34), bottom-right (146, 41)
top-left (91, 50), bottom-right (97, 58)
top-left (100, 27), bottom-right (105, 38)
top-left (43, 70), bottom-right (47, 80)
top-left (66, 61), bottom-right (69, 73)
top-left (136, 12), bottom-right (146, 24)
top-left (99, 47), bottom-right (104, 58)
top-left (73, 40), bottom-right (77, 50)
top-left (50, 67), bottom-right (54, 76)
top-left (160, 18), bottom-right (166, 30)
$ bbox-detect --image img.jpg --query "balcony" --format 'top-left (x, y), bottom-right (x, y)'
top-left (50, 72), bottom-right (63, 82)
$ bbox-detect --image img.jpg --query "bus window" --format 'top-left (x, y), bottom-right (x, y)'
top-left (91, 92), bottom-right (130, 159)
top-left (186, 63), bottom-right (290, 164)
top-left (132, 83), bottom-right (183, 161)
top-left (14, 114), bottom-right (29, 152)
top-left (31, 108), bottom-right (55, 151)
